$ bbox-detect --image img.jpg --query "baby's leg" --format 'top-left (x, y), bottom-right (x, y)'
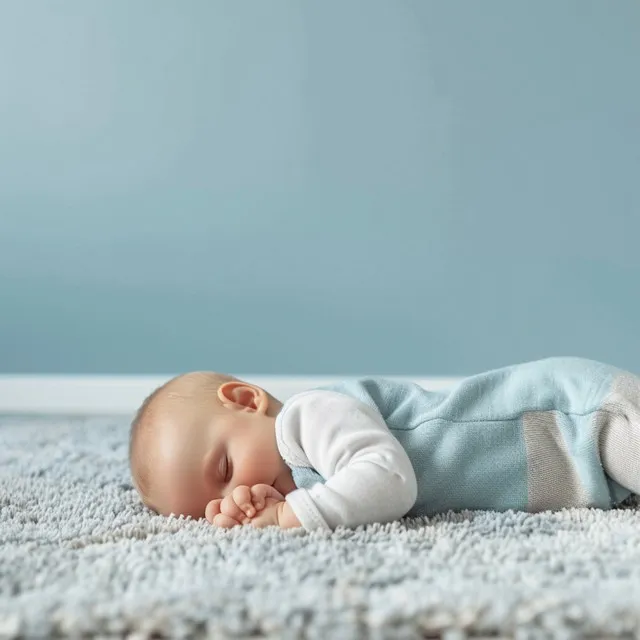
top-left (597, 372), bottom-right (640, 494)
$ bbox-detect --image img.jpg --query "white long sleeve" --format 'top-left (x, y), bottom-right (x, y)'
top-left (275, 390), bottom-right (418, 531)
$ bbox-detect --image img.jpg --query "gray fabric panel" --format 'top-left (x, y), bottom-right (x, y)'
top-left (598, 373), bottom-right (640, 494)
top-left (522, 411), bottom-right (589, 510)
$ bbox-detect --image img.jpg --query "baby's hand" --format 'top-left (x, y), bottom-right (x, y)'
top-left (205, 484), bottom-right (285, 528)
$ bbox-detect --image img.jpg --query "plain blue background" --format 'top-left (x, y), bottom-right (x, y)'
top-left (1, 1), bottom-right (639, 376)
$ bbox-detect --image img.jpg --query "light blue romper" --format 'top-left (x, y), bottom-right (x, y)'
top-left (286, 357), bottom-right (638, 516)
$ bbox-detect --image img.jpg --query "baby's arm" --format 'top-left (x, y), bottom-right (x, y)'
top-left (277, 391), bottom-right (419, 531)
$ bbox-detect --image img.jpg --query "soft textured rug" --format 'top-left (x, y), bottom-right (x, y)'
top-left (2, 414), bottom-right (640, 639)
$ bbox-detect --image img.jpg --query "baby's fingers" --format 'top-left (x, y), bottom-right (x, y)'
top-left (250, 484), bottom-right (285, 510)
top-left (205, 499), bottom-right (223, 524)
top-left (220, 485), bottom-right (255, 521)
top-left (213, 513), bottom-right (244, 529)
top-left (206, 499), bottom-right (244, 528)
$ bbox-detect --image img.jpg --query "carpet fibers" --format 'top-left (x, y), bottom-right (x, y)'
top-left (2, 414), bottom-right (640, 639)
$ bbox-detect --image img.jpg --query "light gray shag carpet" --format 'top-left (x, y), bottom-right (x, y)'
top-left (2, 415), bottom-right (640, 640)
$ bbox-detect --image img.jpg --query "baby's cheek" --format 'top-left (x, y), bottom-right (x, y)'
top-left (237, 458), bottom-right (274, 487)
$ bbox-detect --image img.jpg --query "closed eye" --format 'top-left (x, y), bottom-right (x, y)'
top-left (218, 452), bottom-right (232, 484)
top-left (218, 453), bottom-right (228, 482)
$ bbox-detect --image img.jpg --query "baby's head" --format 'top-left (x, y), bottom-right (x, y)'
top-left (129, 372), bottom-right (294, 519)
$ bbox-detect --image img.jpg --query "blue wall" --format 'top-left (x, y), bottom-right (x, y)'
top-left (1, 1), bottom-right (639, 376)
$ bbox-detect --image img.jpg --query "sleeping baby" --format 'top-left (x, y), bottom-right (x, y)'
top-left (129, 357), bottom-right (640, 531)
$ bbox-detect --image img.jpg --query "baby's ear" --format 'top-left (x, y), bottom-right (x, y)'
top-left (217, 381), bottom-right (269, 414)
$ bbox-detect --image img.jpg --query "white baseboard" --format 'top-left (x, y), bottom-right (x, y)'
top-left (0, 375), bottom-right (461, 415)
